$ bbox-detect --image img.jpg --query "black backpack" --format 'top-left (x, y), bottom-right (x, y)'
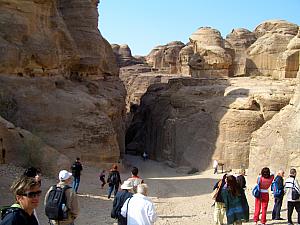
top-left (45, 185), bottom-right (71, 221)
top-left (110, 172), bottom-right (119, 185)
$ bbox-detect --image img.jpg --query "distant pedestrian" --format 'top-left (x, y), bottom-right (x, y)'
top-left (222, 175), bottom-right (249, 225)
top-left (213, 160), bottom-right (218, 174)
top-left (107, 164), bottom-right (121, 199)
top-left (284, 168), bottom-right (300, 225)
top-left (127, 167), bottom-right (144, 193)
top-left (121, 184), bottom-right (157, 225)
top-left (253, 167), bottom-right (274, 225)
top-left (71, 157), bottom-right (83, 194)
top-left (142, 152), bottom-right (148, 161)
top-left (0, 176), bottom-right (41, 225)
top-left (99, 170), bottom-right (106, 189)
top-left (271, 169), bottom-right (285, 220)
top-left (236, 169), bottom-right (246, 189)
top-left (111, 180), bottom-right (133, 225)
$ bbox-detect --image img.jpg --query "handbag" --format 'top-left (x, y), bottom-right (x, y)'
top-left (252, 176), bottom-right (261, 198)
top-left (212, 180), bottom-right (222, 200)
top-left (292, 179), bottom-right (300, 200)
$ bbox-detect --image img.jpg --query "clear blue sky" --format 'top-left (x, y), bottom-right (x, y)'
top-left (98, 0), bottom-right (300, 56)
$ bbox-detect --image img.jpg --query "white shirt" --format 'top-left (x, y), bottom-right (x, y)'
top-left (213, 160), bottom-right (218, 169)
top-left (285, 176), bottom-right (300, 202)
top-left (121, 193), bottom-right (157, 225)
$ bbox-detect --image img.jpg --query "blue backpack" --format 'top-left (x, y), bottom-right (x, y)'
top-left (252, 176), bottom-right (261, 198)
top-left (271, 176), bottom-right (282, 197)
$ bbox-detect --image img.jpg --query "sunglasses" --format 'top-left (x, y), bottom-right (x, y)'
top-left (21, 190), bottom-right (42, 198)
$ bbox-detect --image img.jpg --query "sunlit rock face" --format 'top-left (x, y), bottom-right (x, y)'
top-left (146, 41), bottom-right (185, 74)
top-left (0, 0), bottom-right (118, 78)
top-left (189, 27), bottom-right (232, 78)
top-left (247, 20), bottom-right (299, 78)
top-left (125, 76), bottom-right (295, 171)
top-left (225, 28), bottom-right (257, 76)
top-left (248, 80), bottom-right (300, 181)
top-left (0, 0), bottom-right (126, 174)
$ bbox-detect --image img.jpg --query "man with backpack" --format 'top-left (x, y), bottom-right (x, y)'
top-left (284, 168), bottom-right (300, 225)
top-left (44, 170), bottom-right (79, 225)
top-left (111, 180), bottom-right (133, 225)
top-left (271, 169), bottom-right (285, 220)
top-left (107, 164), bottom-right (121, 199)
top-left (71, 158), bottom-right (83, 194)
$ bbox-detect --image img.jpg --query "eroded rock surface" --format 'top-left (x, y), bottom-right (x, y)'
top-left (126, 77), bottom-right (295, 171)
top-left (0, 0), bottom-right (126, 174)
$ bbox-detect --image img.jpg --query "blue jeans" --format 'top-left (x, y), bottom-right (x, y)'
top-left (72, 176), bottom-right (80, 193)
top-left (107, 184), bottom-right (119, 199)
top-left (272, 195), bottom-right (283, 219)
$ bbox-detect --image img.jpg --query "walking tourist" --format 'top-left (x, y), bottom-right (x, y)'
top-left (127, 166), bottom-right (144, 193)
top-left (111, 180), bottom-right (133, 225)
top-left (221, 175), bottom-right (249, 225)
top-left (121, 183), bottom-right (157, 225)
top-left (212, 173), bottom-right (227, 225)
top-left (71, 157), bottom-right (83, 194)
top-left (107, 164), bottom-right (121, 199)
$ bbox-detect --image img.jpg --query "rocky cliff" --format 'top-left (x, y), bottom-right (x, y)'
top-left (126, 77), bottom-right (295, 170)
top-left (0, 0), bottom-right (125, 175)
top-left (121, 20), bottom-right (300, 172)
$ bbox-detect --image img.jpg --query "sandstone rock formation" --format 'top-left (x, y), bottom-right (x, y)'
top-left (121, 20), bottom-right (300, 172)
top-left (0, 0), bottom-right (118, 79)
top-left (0, 0), bottom-right (126, 174)
top-left (111, 44), bottom-right (144, 67)
top-left (247, 20), bottom-right (299, 78)
top-left (0, 116), bottom-right (70, 175)
top-left (189, 27), bottom-right (232, 77)
top-left (178, 45), bottom-right (194, 75)
top-left (248, 80), bottom-right (300, 180)
top-left (146, 41), bottom-right (185, 74)
top-left (126, 77), bottom-right (295, 170)
top-left (225, 28), bottom-right (257, 76)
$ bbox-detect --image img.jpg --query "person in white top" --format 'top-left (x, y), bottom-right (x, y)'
top-left (284, 168), bottom-right (300, 225)
top-left (213, 160), bottom-right (218, 174)
top-left (121, 183), bottom-right (157, 225)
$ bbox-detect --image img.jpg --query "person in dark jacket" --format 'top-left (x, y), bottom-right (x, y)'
top-left (111, 180), bottom-right (133, 225)
top-left (107, 164), bottom-right (121, 199)
top-left (0, 176), bottom-right (41, 225)
top-left (236, 169), bottom-right (246, 189)
top-left (272, 169), bottom-right (285, 220)
top-left (71, 157), bottom-right (83, 193)
top-left (213, 173), bottom-right (227, 225)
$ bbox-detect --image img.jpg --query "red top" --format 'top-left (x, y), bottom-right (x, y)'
top-left (259, 175), bottom-right (274, 190)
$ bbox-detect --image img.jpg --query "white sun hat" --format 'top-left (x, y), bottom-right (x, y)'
top-left (59, 170), bottom-right (72, 181)
top-left (121, 180), bottom-right (133, 190)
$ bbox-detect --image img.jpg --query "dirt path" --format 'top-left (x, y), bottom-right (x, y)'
top-left (0, 156), bottom-right (297, 224)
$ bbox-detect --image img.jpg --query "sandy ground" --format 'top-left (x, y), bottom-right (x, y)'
top-left (0, 155), bottom-right (298, 225)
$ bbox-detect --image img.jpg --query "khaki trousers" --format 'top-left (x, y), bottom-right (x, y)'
top-left (214, 202), bottom-right (225, 225)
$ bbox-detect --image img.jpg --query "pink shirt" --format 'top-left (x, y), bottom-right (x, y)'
top-left (259, 175), bottom-right (274, 192)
